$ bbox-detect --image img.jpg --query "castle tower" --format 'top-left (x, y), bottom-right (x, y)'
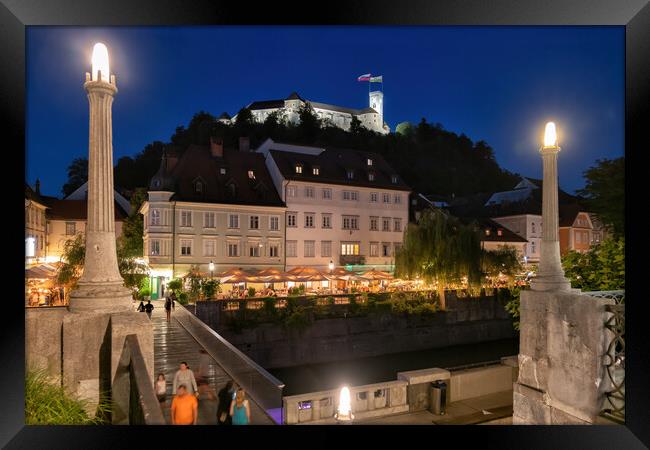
top-left (369, 90), bottom-right (384, 129)
top-left (68, 43), bottom-right (132, 313)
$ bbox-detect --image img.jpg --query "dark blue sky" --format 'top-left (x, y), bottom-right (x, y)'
top-left (26, 26), bottom-right (624, 197)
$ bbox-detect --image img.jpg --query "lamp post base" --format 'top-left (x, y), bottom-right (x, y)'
top-left (530, 274), bottom-right (572, 292)
top-left (68, 281), bottom-right (133, 313)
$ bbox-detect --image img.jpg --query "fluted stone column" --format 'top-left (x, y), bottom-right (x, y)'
top-left (68, 70), bottom-right (132, 313)
top-left (530, 140), bottom-right (571, 292)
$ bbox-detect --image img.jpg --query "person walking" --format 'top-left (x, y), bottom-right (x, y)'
top-left (170, 385), bottom-right (198, 425)
top-left (144, 299), bottom-right (154, 319)
top-left (137, 300), bottom-right (145, 312)
top-left (172, 361), bottom-right (198, 396)
top-left (164, 296), bottom-right (172, 322)
top-left (216, 381), bottom-right (234, 425)
top-left (229, 388), bottom-right (251, 425)
top-left (155, 373), bottom-right (167, 407)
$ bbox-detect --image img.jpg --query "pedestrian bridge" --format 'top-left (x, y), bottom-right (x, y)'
top-left (149, 300), bottom-right (282, 425)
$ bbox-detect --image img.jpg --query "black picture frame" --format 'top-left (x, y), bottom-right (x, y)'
top-left (4, 0), bottom-right (648, 447)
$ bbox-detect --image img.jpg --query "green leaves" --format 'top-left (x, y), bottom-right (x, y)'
top-left (561, 236), bottom-right (625, 291)
top-left (576, 157), bottom-right (624, 237)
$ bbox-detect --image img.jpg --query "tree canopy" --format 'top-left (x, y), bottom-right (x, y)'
top-left (576, 157), bottom-right (624, 236)
top-left (562, 236), bottom-right (625, 291)
top-left (61, 157), bottom-right (88, 197)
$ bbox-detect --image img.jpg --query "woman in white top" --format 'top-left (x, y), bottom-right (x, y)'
top-left (156, 373), bottom-right (167, 406)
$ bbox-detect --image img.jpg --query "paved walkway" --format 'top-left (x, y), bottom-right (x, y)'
top-left (149, 300), bottom-right (273, 425)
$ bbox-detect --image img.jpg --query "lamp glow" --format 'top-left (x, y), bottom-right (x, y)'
top-left (91, 43), bottom-right (110, 82)
top-left (335, 386), bottom-right (353, 421)
top-left (543, 122), bottom-right (557, 147)
top-left (209, 261), bottom-right (215, 272)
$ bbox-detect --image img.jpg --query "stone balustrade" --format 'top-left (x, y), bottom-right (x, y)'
top-left (283, 380), bottom-right (408, 424)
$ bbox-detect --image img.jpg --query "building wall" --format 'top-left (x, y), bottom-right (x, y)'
top-left (492, 214), bottom-right (540, 262)
top-left (281, 180), bottom-right (409, 270)
top-left (25, 201), bottom-right (47, 261)
top-left (47, 219), bottom-right (124, 261)
top-left (141, 199), bottom-right (286, 278)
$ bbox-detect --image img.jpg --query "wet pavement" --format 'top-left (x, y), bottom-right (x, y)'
top-left (149, 300), bottom-right (273, 425)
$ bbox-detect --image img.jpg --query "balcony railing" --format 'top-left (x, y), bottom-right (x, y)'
top-left (584, 290), bottom-right (625, 424)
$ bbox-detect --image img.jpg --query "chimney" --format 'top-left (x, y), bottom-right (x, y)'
top-left (210, 136), bottom-right (224, 158)
top-left (239, 136), bottom-right (250, 152)
top-left (35, 179), bottom-right (40, 195)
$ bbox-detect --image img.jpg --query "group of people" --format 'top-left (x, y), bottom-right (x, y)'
top-left (156, 360), bottom-right (251, 425)
top-left (136, 291), bottom-right (177, 321)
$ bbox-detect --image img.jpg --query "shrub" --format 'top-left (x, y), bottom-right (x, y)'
top-left (504, 285), bottom-right (522, 331)
top-left (167, 278), bottom-right (183, 294)
top-left (137, 287), bottom-right (151, 301)
top-left (284, 306), bottom-right (310, 332)
top-left (247, 287), bottom-right (256, 298)
top-left (178, 292), bottom-right (189, 305)
top-left (25, 369), bottom-right (110, 425)
top-left (201, 279), bottom-right (220, 300)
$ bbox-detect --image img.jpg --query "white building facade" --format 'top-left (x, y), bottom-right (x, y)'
top-left (491, 214), bottom-right (542, 263)
top-left (257, 139), bottom-right (410, 271)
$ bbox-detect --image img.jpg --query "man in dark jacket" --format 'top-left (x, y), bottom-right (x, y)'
top-left (216, 381), bottom-right (234, 425)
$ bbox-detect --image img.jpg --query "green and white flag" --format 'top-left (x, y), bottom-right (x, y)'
top-left (369, 75), bottom-right (383, 82)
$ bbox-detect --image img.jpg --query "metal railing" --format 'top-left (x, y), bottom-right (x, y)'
top-left (584, 290), bottom-right (625, 424)
top-left (112, 334), bottom-right (165, 425)
top-left (175, 305), bottom-right (285, 424)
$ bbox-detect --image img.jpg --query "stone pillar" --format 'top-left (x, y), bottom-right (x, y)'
top-left (68, 69), bottom-right (132, 313)
top-left (530, 133), bottom-right (571, 292)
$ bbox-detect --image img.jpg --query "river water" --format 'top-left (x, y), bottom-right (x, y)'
top-left (269, 337), bottom-right (519, 396)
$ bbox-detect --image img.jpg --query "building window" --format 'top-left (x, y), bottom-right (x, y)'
top-left (195, 180), bottom-right (203, 193)
top-left (394, 194), bottom-right (402, 204)
top-left (531, 222), bottom-right (536, 234)
top-left (382, 217), bottom-right (391, 231)
top-left (151, 209), bottom-right (160, 226)
top-left (286, 240), bottom-right (297, 257)
top-left (343, 191), bottom-right (358, 201)
top-left (382, 193), bottom-right (390, 203)
top-left (295, 164), bottom-right (303, 174)
top-left (367, 158), bottom-right (373, 166)
top-left (497, 229), bottom-right (503, 236)
top-left (305, 186), bottom-right (315, 198)
top-left (287, 212), bottom-right (297, 228)
top-left (391, 175), bottom-right (398, 184)
top-left (269, 244), bottom-right (279, 258)
top-left (287, 185), bottom-right (297, 197)
top-left (65, 222), bottom-right (76, 236)
top-left (322, 188), bottom-right (332, 200)
top-left (368, 172), bottom-right (375, 181)
top-left (248, 170), bottom-right (255, 179)
top-left (370, 217), bottom-right (378, 231)
top-left (370, 192), bottom-right (378, 203)
top-left (382, 243), bottom-right (391, 257)
top-left (204, 212), bottom-right (215, 228)
top-left (346, 169), bottom-right (354, 179)
top-left (220, 167), bottom-right (227, 175)
top-left (249, 215), bottom-right (259, 229)
top-left (485, 229), bottom-right (491, 236)
top-left (394, 218), bottom-right (402, 232)
top-left (304, 213), bottom-right (315, 228)
top-left (270, 216), bottom-right (279, 231)
top-left (313, 167), bottom-right (320, 175)
top-left (322, 214), bottom-right (332, 229)
top-left (228, 214), bottom-right (239, 229)
top-left (150, 240), bottom-right (161, 256)
top-left (321, 241), bottom-right (332, 257)
top-left (249, 245), bottom-right (260, 257)
top-left (369, 242), bottom-right (379, 257)
top-left (203, 240), bottom-right (216, 256)
top-left (180, 239), bottom-right (192, 256)
top-left (228, 242), bottom-right (239, 257)
top-left (180, 211), bottom-right (192, 227)
top-left (531, 241), bottom-right (536, 253)
top-left (340, 242), bottom-right (360, 256)
top-left (342, 215), bottom-right (359, 230)
top-left (304, 240), bottom-right (315, 257)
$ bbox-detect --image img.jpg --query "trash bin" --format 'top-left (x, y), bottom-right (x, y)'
top-left (430, 380), bottom-right (447, 415)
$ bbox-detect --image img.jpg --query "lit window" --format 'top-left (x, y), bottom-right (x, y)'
top-left (497, 229), bottom-right (503, 236)
top-left (367, 158), bottom-right (373, 166)
top-left (368, 172), bottom-right (375, 181)
top-left (485, 229), bottom-right (491, 236)
top-left (220, 167), bottom-right (227, 175)
top-left (313, 167), bottom-right (320, 175)
top-left (340, 242), bottom-right (360, 255)
top-left (295, 164), bottom-right (303, 174)
top-left (65, 222), bottom-right (76, 236)
top-left (347, 170), bottom-right (354, 179)
top-left (391, 175), bottom-right (398, 184)
top-left (248, 170), bottom-right (255, 179)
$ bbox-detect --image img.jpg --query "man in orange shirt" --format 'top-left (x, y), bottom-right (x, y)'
top-left (171, 384), bottom-right (198, 425)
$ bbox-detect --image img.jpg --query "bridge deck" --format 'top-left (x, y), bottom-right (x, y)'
top-left (150, 300), bottom-right (273, 425)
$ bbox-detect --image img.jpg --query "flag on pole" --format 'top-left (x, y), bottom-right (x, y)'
top-left (369, 75), bottom-right (383, 83)
top-left (357, 73), bottom-right (372, 81)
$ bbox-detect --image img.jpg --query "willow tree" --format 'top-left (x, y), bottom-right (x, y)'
top-left (395, 209), bottom-right (482, 310)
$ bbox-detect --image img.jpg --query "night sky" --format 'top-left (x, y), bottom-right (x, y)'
top-left (26, 26), bottom-right (624, 197)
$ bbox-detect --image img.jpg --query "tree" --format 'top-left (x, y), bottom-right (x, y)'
top-left (395, 209), bottom-right (482, 310)
top-left (482, 245), bottom-right (522, 282)
top-left (201, 279), bottom-right (221, 300)
top-left (118, 187), bottom-right (147, 258)
top-left (297, 103), bottom-right (321, 141)
top-left (234, 107), bottom-right (254, 129)
top-left (61, 157), bottom-right (88, 197)
top-left (349, 116), bottom-right (363, 134)
top-left (576, 157), bottom-right (624, 236)
top-left (395, 121), bottom-right (413, 137)
top-left (562, 236), bottom-right (625, 291)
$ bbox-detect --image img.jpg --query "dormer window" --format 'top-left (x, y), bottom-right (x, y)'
top-left (248, 170), bottom-right (255, 179)
top-left (227, 183), bottom-right (236, 198)
top-left (295, 164), bottom-right (303, 174)
top-left (497, 229), bottom-right (503, 236)
top-left (194, 180), bottom-right (203, 193)
top-left (485, 229), bottom-right (491, 236)
top-left (346, 169), bottom-right (354, 180)
top-left (153, 179), bottom-right (161, 188)
top-left (367, 158), bottom-right (373, 166)
top-left (368, 172), bottom-right (375, 181)
top-left (312, 167), bottom-right (320, 175)
top-left (391, 175), bottom-right (398, 184)
top-left (220, 167), bottom-right (227, 175)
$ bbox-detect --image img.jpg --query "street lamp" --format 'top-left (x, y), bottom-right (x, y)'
top-left (334, 386), bottom-right (354, 424)
top-left (209, 260), bottom-right (215, 279)
top-left (530, 121), bottom-right (571, 292)
top-left (328, 260), bottom-right (334, 293)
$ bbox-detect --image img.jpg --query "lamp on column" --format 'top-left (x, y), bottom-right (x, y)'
top-left (209, 260), bottom-right (215, 280)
